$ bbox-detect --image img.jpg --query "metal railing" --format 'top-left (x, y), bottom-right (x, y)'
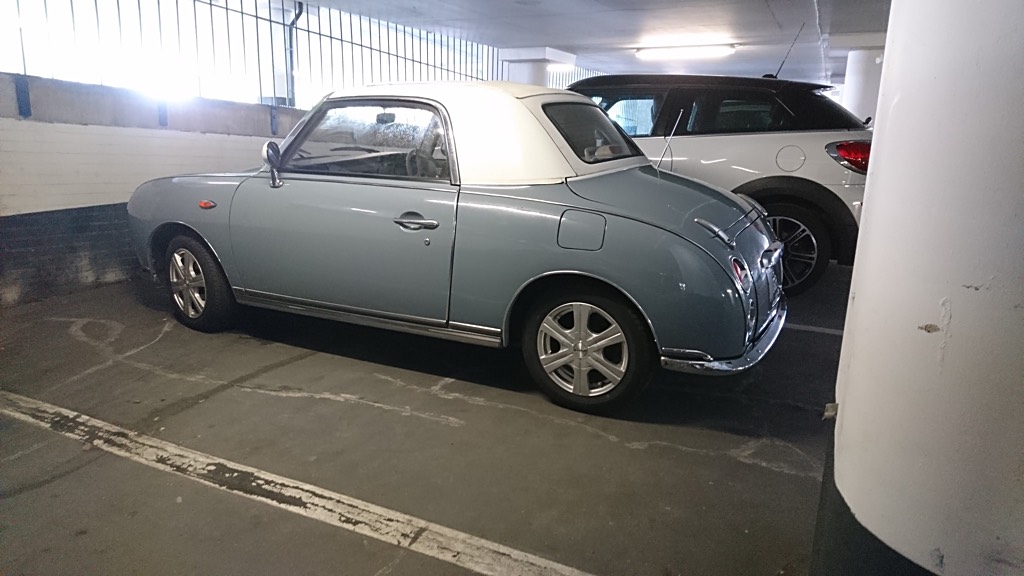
top-left (1, 0), bottom-right (508, 107)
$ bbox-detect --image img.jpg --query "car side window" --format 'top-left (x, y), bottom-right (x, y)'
top-left (589, 91), bottom-right (667, 137)
top-left (691, 90), bottom-right (794, 135)
top-left (604, 97), bottom-right (658, 137)
top-left (283, 101), bottom-right (450, 181)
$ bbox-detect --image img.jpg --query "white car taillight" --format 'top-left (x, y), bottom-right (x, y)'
top-left (826, 140), bottom-right (871, 174)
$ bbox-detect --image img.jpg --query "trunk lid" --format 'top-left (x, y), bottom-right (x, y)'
top-left (567, 165), bottom-right (782, 343)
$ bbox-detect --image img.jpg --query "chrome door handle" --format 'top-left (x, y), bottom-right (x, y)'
top-left (393, 218), bottom-right (439, 231)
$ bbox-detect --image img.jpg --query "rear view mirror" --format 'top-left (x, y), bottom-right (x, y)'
top-left (262, 140), bottom-right (282, 168)
top-left (261, 141), bottom-right (283, 188)
top-left (376, 112), bottom-right (396, 124)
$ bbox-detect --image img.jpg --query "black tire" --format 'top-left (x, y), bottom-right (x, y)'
top-left (763, 203), bottom-right (831, 296)
top-left (520, 287), bottom-right (655, 413)
top-left (164, 235), bottom-right (236, 332)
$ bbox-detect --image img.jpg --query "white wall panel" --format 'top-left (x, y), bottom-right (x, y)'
top-left (0, 118), bottom-right (274, 216)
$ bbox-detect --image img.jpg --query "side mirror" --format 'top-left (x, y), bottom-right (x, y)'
top-left (261, 141), bottom-right (283, 188)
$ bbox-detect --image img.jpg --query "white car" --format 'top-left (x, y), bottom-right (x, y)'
top-left (569, 74), bottom-right (872, 294)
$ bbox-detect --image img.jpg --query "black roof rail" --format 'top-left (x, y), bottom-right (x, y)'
top-left (567, 74), bottom-right (831, 92)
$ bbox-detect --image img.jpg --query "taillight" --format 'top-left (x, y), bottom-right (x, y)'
top-left (731, 257), bottom-right (753, 293)
top-left (826, 140), bottom-right (871, 174)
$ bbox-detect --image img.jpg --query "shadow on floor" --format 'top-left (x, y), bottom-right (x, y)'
top-left (130, 278), bottom-right (840, 441)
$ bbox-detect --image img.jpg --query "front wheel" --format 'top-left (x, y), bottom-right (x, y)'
top-left (165, 236), bottom-right (236, 332)
top-left (521, 288), bottom-right (655, 413)
top-left (763, 203), bottom-right (832, 296)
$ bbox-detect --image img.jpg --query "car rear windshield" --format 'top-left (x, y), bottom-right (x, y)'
top-left (780, 89), bottom-right (868, 130)
top-left (543, 103), bottom-right (644, 164)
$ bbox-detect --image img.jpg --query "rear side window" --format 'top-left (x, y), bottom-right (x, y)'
top-left (687, 90), bottom-right (794, 135)
top-left (543, 103), bottom-right (643, 164)
top-left (713, 98), bottom-right (776, 132)
top-left (589, 93), bottom-right (665, 137)
top-left (779, 90), bottom-right (867, 130)
top-left (577, 89), bottom-right (670, 137)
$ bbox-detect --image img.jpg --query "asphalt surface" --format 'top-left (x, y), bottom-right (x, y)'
top-left (0, 265), bottom-right (851, 576)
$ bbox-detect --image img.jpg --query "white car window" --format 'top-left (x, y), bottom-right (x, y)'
top-left (605, 98), bottom-right (658, 137)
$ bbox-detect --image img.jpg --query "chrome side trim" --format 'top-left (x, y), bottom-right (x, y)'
top-left (661, 296), bottom-right (787, 375)
top-left (694, 217), bottom-right (735, 247)
top-left (660, 348), bottom-right (714, 362)
top-left (235, 290), bottom-right (503, 348)
top-left (448, 321), bottom-right (502, 337)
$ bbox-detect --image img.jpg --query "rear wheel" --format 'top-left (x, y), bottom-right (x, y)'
top-left (521, 288), bottom-right (655, 412)
top-left (165, 236), bottom-right (236, 332)
top-left (763, 203), bottom-right (831, 296)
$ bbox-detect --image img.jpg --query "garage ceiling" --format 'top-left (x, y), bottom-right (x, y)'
top-left (317, 0), bottom-right (891, 85)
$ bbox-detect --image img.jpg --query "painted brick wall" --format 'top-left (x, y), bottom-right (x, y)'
top-left (0, 203), bottom-right (136, 305)
top-left (0, 73), bottom-right (307, 306)
top-left (0, 119), bottom-right (280, 306)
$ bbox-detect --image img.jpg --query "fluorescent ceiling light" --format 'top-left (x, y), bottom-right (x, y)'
top-left (635, 45), bottom-right (737, 60)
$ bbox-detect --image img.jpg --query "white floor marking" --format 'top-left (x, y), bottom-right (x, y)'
top-left (236, 386), bottom-right (465, 427)
top-left (379, 374), bottom-right (823, 479)
top-left (0, 441), bottom-right (51, 463)
top-left (48, 318), bottom-right (200, 388)
top-left (0, 391), bottom-right (594, 576)
top-left (784, 323), bottom-right (844, 336)
top-left (372, 551), bottom-right (407, 576)
top-left (44, 319), bottom-right (463, 428)
top-left (374, 373), bottom-right (621, 443)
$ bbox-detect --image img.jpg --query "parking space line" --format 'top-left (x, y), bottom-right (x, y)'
top-left (0, 391), bottom-right (594, 576)
top-left (785, 323), bottom-right (844, 336)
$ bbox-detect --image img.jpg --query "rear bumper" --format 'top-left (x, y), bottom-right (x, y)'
top-left (660, 296), bottom-right (787, 375)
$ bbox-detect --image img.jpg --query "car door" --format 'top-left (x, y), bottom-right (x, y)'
top-left (230, 98), bottom-right (458, 324)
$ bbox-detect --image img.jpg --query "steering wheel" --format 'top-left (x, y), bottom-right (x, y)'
top-left (406, 149), bottom-right (440, 178)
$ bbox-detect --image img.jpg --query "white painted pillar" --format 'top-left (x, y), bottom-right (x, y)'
top-left (499, 47), bottom-right (575, 87)
top-left (506, 62), bottom-right (549, 86)
top-left (834, 0), bottom-right (1024, 574)
top-left (842, 49), bottom-right (884, 122)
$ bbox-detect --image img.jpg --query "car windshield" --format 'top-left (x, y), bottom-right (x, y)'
top-left (543, 103), bottom-right (644, 164)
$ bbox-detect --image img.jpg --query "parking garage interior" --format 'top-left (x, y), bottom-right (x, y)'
top-left (1, 1), bottom-right (1021, 575)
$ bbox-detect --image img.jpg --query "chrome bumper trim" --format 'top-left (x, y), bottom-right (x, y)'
top-left (660, 296), bottom-right (787, 375)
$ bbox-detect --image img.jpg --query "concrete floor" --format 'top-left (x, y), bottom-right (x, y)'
top-left (0, 266), bottom-right (851, 576)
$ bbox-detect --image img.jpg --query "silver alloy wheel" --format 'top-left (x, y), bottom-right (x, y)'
top-left (536, 302), bottom-right (629, 397)
top-left (766, 215), bottom-right (819, 290)
top-left (169, 248), bottom-right (207, 319)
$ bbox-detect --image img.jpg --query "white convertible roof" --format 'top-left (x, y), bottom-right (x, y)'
top-left (324, 82), bottom-right (615, 186)
top-left (338, 80), bottom-right (571, 101)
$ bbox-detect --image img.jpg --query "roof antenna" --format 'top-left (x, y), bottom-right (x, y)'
top-left (655, 109), bottom-right (685, 175)
top-left (773, 21), bottom-right (806, 78)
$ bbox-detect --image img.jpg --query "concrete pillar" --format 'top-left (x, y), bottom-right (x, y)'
top-left (506, 62), bottom-right (549, 86)
top-left (499, 47), bottom-right (575, 87)
top-left (812, 0), bottom-right (1024, 574)
top-left (842, 49), bottom-right (884, 122)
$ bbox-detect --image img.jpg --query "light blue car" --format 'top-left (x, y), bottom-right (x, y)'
top-left (128, 82), bottom-right (785, 412)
